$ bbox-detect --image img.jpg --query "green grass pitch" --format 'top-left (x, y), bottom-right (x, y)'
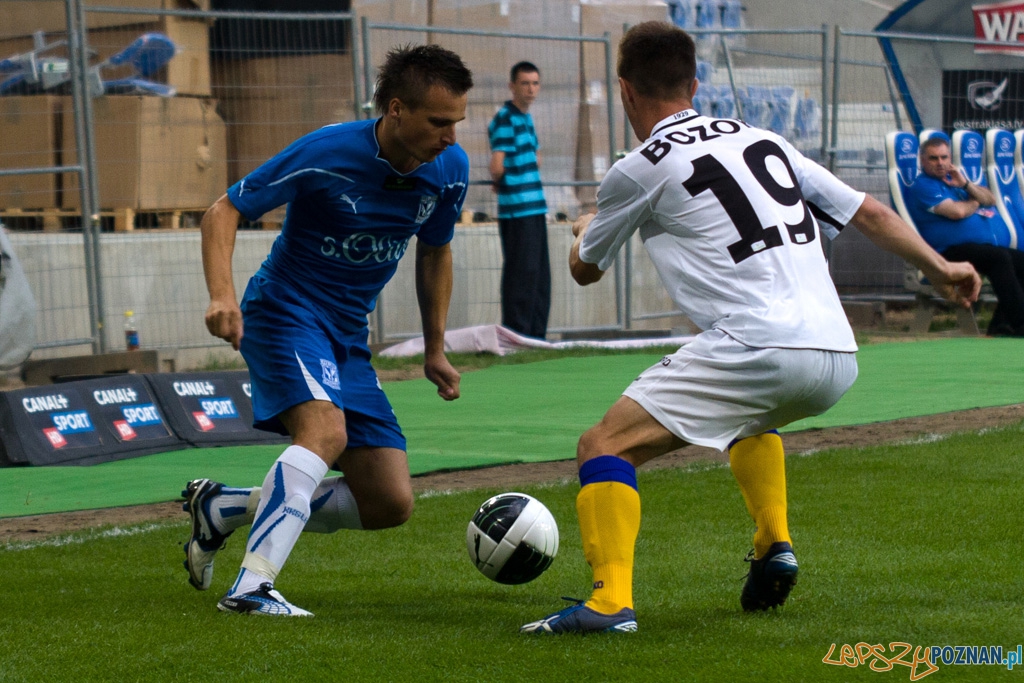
top-left (2, 424), bottom-right (1021, 681)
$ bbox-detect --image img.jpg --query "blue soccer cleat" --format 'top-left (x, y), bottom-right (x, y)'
top-left (741, 541), bottom-right (799, 611)
top-left (217, 583), bottom-right (313, 617)
top-left (520, 598), bottom-right (637, 634)
top-left (181, 478), bottom-right (233, 591)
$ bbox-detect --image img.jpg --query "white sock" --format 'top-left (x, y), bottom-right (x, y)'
top-left (210, 486), bottom-right (260, 534)
top-left (305, 477), bottom-right (363, 532)
top-left (229, 446), bottom-right (328, 596)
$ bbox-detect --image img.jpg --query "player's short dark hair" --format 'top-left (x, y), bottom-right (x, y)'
top-left (618, 21), bottom-right (696, 100)
top-left (510, 61), bottom-right (540, 83)
top-left (920, 137), bottom-right (950, 155)
top-left (373, 44), bottom-right (474, 114)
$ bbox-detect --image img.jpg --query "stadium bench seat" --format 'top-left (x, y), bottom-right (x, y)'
top-left (769, 86), bottom-right (795, 136)
top-left (692, 92), bottom-right (711, 116)
top-left (708, 85), bottom-right (736, 119)
top-left (722, 0), bottom-right (743, 29)
top-left (739, 85), bottom-right (770, 129)
top-left (696, 0), bottom-right (718, 28)
top-left (885, 130), bottom-right (980, 335)
top-left (918, 128), bottom-right (949, 146)
top-left (696, 59), bottom-right (714, 84)
top-left (794, 97), bottom-right (820, 140)
top-left (951, 129), bottom-right (1014, 248)
top-left (985, 128), bottom-right (1024, 249)
top-left (667, 0), bottom-right (694, 28)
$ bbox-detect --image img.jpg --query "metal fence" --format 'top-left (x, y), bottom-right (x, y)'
top-left (0, 3), bottom-right (956, 364)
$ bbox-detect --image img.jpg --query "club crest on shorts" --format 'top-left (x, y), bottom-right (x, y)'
top-left (320, 359), bottom-right (340, 390)
top-left (415, 195), bottom-right (438, 224)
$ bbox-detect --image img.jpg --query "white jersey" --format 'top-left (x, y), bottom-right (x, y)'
top-left (579, 109), bottom-right (865, 352)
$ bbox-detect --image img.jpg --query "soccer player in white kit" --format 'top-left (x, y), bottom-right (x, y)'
top-left (521, 21), bottom-right (981, 634)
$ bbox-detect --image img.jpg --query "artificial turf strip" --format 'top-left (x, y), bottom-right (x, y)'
top-left (1, 337), bottom-right (1022, 518)
top-left (2, 425), bottom-right (1021, 681)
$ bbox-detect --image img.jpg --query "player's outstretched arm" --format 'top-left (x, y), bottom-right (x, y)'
top-left (569, 213), bottom-right (605, 286)
top-left (416, 240), bottom-right (461, 401)
top-left (850, 195), bottom-right (982, 308)
top-left (201, 194), bottom-right (245, 350)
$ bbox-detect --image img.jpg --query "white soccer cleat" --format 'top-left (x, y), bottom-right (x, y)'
top-left (182, 478), bottom-right (234, 591)
top-left (217, 583), bottom-right (313, 617)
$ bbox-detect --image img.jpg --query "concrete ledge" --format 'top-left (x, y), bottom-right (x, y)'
top-left (22, 350), bottom-right (161, 386)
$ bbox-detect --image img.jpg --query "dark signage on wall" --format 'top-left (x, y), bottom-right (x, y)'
top-left (942, 70), bottom-right (1024, 133)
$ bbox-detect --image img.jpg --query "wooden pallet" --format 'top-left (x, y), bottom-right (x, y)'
top-left (0, 207), bottom-right (209, 232)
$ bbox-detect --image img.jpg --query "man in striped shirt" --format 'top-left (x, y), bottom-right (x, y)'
top-left (488, 61), bottom-right (550, 339)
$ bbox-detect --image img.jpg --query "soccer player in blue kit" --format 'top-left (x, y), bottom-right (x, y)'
top-left (182, 45), bottom-right (473, 616)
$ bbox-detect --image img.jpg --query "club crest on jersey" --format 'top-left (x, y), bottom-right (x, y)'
top-left (320, 359), bottom-right (341, 390)
top-left (416, 195), bottom-right (438, 224)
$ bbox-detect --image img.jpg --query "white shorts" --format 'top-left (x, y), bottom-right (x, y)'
top-left (623, 329), bottom-right (858, 451)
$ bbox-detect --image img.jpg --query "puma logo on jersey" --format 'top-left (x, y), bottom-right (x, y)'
top-left (339, 194), bottom-right (362, 213)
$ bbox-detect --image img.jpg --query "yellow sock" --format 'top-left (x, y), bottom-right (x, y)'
top-left (728, 432), bottom-right (791, 558)
top-left (576, 470), bottom-right (640, 614)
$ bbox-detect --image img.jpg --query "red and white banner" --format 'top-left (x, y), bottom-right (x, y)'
top-left (974, 1), bottom-right (1024, 55)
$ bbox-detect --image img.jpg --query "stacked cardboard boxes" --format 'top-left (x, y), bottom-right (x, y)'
top-left (0, 97), bottom-right (62, 210)
top-left (212, 54), bottom-right (356, 184)
top-left (60, 96), bottom-right (227, 214)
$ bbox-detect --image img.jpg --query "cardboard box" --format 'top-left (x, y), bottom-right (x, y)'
top-left (60, 95), bottom-right (227, 212)
top-left (212, 54), bottom-right (356, 183)
top-left (0, 96), bottom-right (61, 210)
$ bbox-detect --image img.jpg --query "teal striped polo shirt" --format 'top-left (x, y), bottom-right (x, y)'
top-left (488, 100), bottom-right (547, 219)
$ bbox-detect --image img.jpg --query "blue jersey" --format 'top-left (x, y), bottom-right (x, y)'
top-left (907, 174), bottom-right (1002, 253)
top-left (228, 118), bottom-right (469, 333)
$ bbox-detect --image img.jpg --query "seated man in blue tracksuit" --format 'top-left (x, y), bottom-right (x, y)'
top-left (907, 136), bottom-right (1024, 337)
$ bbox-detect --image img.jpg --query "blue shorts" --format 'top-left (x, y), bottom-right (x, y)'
top-left (239, 274), bottom-right (406, 451)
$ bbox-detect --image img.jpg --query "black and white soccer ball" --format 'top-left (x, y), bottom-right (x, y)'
top-left (466, 492), bottom-right (559, 585)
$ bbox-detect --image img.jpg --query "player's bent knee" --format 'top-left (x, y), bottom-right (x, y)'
top-left (361, 492), bottom-right (414, 529)
top-left (576, 427), bottom-right (610, 464)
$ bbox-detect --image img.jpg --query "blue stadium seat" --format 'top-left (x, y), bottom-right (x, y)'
top-left (667, 0), bottom-right (694, 28)
top-left (768, 86), bottom-right (794, 136)
top-left (984, 128), bottom-right (1023, 249)
top-left (692, 92), bottom-right (711, 116)
top-left (885, 131), bottom-right (920, 233)
top-left (739, 85), bottom-right (770, 129)
top-left (98, 33), bottom-right (177, 96)
top-left (708, 85), bottom-right (736, 119)
top-left (696, 0), bottom-right (718, 28)
top-left (794, 96), bottom-right (820, 140)
top-left (722, 0), bottom-right (742, 28)
top-left (695, 60), bottom-right (713, 84)
top-left (952, 129), bottom-right (1014, 247)
top-left (0, 31), bottom-right (176, 97)
top-left (918, 128), bottom-right (950, 146)
top-left (1014, 130), bottom-right (1024, 235)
